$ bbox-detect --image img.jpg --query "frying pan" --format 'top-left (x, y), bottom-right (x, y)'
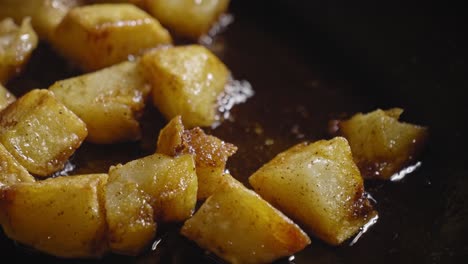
top-left (2, 0), bottom-right (467, 263)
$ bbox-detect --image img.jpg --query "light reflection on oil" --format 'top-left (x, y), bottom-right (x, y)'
top-left (349, 214), bottom-right (379, 246)
top-left (390, 161), bottom-right (422, 182)
top-left (214, 78), bottom-right (254, 127)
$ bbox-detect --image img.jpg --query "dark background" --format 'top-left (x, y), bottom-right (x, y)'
top-left (227, 1), bottom-right (468, 263)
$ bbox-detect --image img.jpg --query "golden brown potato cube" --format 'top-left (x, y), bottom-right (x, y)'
top-left (149, 154), bottom-right (198, 221)
top-left (339, 108), bottom-right (428, 180)
top-left (0, 0), bottom-right (81, 40)
top-left (0, 174), bottom-right (108, 258)
top-left (108, 153), bottom-right (197, 222)
top-left (51, 3), bottom-right (172, 72)
top-left (249, 137), bottom-right (377, 245)
top-left (105, 178), bottom-right (156, 255)
top-left (141, 45), bottom-right (230, 127)
top-left (181, 175), bottom-right (311, 264)
top-left (0, 83), bottom-right (15, 110)
top-left (157, 116), bottom-right (237, 199)
top-left (49, 61), bottom-right (150, 144)
top-left (145, 0), bottom-right (231, 39)
top-left (0, 89), bottom-right (88, 176)
top-left (0, 18), bottom-right (38, 84)
top-left (0, 143), bottom-right (35, 187)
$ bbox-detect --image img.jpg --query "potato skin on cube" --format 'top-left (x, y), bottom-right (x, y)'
top-left (0, 143), bottom-right (35, 187)
top-left (141, 45), bottom-right (230, 128)
top-left (0, 83), bottom-right (15, 111)
top-left (249, 137), bottom-right (377, 245)
top-left (49, 61), bottom-right (150, 144)
top-left (157, 116), bottom-right (237, 199)
top-left (0, 174), bottom-right (109, 258)
top-left (145, 0), bottom-right (231, 39)
top-left (0, 89), bottom-right (88, 177)
top-left (339, 108), bottom-right (428, 179)
top-left (108, 153), bottom-right (198, 223)
top-left (181, 175), bottom-right (311, 264)
top-left (0, 0), bottom-right (81, 41)
top-left (51, 3), bottom-right (172, 72)
top-left (0, 18), bottom-right (38, 84)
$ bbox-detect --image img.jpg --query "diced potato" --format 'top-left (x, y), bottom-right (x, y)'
top-left (0, 174), bottom-right (109, 258)
top-left (51, 4), bottom-right (172, 72)
top-left (157, 116), bottom-right (237, 199)
top-left (149, 154), bottom-right (198, 222)
top-left (0, 0), bottom-right (82, 41)
top-left (338, 108), bottom-right (428, 179)
top-left (49, 61), bottom-right (150, 144)
top-left (108, 153), bottom-right (197, 223)
top-left (105, 177), bottom-right (156, 255)
top-left (181, 175), bottom-right (311, 264)
top-left (0, 18), bottom-right (38, 84)
top-left (249, 137), bottom-right (377, 245)
top-left (145, 0), bottom-right (231, 39)
top-left (0, 83), bottom-right (15, 110)
top-left (0, 89), bottom-right (88, 176)
top-left (141, 45), bottom-right (230, 128)
top-left (0, 143), bottom-right (35, 187)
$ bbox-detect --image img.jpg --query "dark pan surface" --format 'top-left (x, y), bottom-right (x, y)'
top-left (2, 0), bottom-right (467, 263)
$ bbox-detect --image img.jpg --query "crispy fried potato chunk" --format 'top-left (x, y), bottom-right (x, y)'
top-left (145, 0), bottom-right (231, 39)
top-left (181, 174), bottom-right (310, 264)
top-left (0, 143), bottom-right (35, 187)
top-left (0, 83), bottom-right (15, 110)
top-left (51, 3), bottom-right (172, 71)
top-left (0, 89), bottom-right (88, 176)
top-left (249, 137), bottom-right (377, 245)
top-left (105, 153), bottom-right (197, 255)
top-left (0, 174), bottom-right (109, 258)
top-left (108, 153), bottom-right (197, 223)
top-left (49, 61), bottom-right (150, 144)
top-left (0, 18), bottom-right (38, 84)
top-left (339, 108), bottom-right (428, 179)
top-left (141, 45), bottom-right (229, 127)
top-left (0, 0), bottom-right (82, 41)
top-left (157, 116), bottom-right (237, 199)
